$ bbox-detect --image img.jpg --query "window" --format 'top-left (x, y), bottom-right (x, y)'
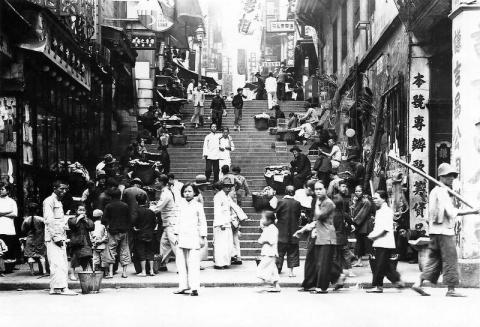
top-left (341, 1), bottom-right (348, 60)
top-left (332, 19), bottom-right (338, 73)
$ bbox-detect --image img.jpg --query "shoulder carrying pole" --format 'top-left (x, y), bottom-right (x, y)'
top-left (387, 154), bottom-right (474, 209)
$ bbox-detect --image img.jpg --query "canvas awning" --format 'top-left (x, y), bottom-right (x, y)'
top-left (172, 58), bottom-right (218, 86)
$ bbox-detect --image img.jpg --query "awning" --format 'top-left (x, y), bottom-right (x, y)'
top-left (172, 58), bottom-right (218, 86)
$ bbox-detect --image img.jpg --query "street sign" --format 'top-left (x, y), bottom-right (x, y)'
top-left (267, 20), bottom-right (295, 33)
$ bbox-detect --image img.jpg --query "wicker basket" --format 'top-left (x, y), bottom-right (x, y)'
top-left (254, 117), bottom-right (269, 130)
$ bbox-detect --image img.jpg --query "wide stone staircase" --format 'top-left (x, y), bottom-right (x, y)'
top-left (147, 99), bottom-right (307, 259)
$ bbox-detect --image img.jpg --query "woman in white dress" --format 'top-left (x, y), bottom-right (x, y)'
top-left (219, 128), bottom-right (235, 175)
top-left (174, 183), bottom-right (207, 296)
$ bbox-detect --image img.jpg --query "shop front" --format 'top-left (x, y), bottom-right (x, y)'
top-left (0, 4), bottom-right (112, 210)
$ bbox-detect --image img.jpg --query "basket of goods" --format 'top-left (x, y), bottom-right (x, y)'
top-left (264, 165), bottom-right (292, 195)
top-left (252, 186), bottom-right (276, 212)
top-left (254, 113), bottom-right (271, 131)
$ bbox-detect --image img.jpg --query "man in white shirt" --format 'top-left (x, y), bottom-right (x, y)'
top-left (191, 86), bottom-right (205, 128)
top-left (44, 181), bottom-right (77, 295)
top-left (0, 182), bottom-right (19, 262)
top-left (203, 123), bottom-right (221, 183)
top-left (412, 163), bottom-right (480, 297)
top-left (186, 79), bottom-right (195, 103)
top-left (151, 175), bottom-right (177, 271)
top-left (265, 72), bottom-right (278, 110)
top-left (366, 190), bottom-right (404, 293)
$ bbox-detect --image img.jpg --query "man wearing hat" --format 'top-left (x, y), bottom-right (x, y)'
top-left (290, 146), bottom-right (312, 190)
top-left (412, 163), bottom-right (480, 297)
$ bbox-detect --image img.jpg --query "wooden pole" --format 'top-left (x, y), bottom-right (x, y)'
top-left (387, 154), bottom-right (474, 209)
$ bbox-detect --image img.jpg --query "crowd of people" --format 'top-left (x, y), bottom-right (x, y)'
top-left (0, 77), bottom-right (475, 299)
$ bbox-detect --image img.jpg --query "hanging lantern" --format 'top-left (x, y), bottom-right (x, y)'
top-left (64, 81), bottom-right (70, 87)
top-left (56, 76), bottom-right (63, 82)
top-left (42, 66), bottom-right (50, 72)
top-left (50, 71), bottom-right (57, 77)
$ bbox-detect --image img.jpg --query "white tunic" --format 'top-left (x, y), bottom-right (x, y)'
top-left (175, 199), bottom-right (207, 250)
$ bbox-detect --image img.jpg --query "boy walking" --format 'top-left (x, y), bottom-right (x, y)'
top-left (232, 88), bottom-right (246, 131)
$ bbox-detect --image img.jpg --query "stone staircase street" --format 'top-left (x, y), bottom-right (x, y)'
top-left (147, 99), bottom-right (308, 259)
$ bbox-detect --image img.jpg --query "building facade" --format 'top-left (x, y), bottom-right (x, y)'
top-left (295, 0), bottom-right (480, 285)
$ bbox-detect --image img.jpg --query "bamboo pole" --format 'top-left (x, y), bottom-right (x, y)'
top-left (388, 154), bottom-right (474, 209)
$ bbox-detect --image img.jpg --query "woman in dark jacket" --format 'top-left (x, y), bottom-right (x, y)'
top-left (68, 204), bottom-right (95, 280)
top-left (350, 185), bottom-right (374, 267)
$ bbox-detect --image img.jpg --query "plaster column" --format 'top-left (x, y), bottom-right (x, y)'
top-left (359, 0), bottom-right (369, 55)
top-left (449, 1), bottom-right (480, 287)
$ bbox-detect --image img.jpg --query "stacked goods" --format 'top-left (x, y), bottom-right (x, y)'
top-left (264, 165), bottom-right (292, 194)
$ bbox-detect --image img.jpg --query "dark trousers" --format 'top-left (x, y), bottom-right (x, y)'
top-left (314, 244), bottom-right (341, 291)
top-left (0, 234), bottom-right (21, 261)
top-left (420, 234), bottom-right (459, 287)
top-left (234, 108), bottom-right (242, 126)
top-left (335, 244), bottom-right (353, 270)
top-left (276, 242), bottom-right (300, 272)
top-left (371, 247), bottom-right (401, 287)
top-left (277, 82), bottom-right (285, 101)
top-left (212, 110), bottom-right (223, 128)
top-left (355, 232), bottom-right (372, 258)
top-left (301, 237), bottom-right (317, 290)
top-left (205, 159), bottom-right (220, 182)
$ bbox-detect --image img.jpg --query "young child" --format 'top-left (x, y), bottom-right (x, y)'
top-left (68, 204), bottom-right (94, 280)
top-left (231, 166), bottom-right (250, 207)
top-left (257, 210), bottom-right (281, 292)
top-left (90, 209), bottom-right (108, 272)
top-left (0, 238), bottom-right (7, 276)
top-left (21, 203), bottom-right (47, 276)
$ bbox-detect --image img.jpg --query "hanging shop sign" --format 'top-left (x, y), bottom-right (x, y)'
top-left (268, 20), bottom-right (295, 33)
top-left (131, 35), bottom-right (156, 49)
top-left (286, 33), bottom-right (295, 66)
top-left (408, 56), bottom-right (430, 229)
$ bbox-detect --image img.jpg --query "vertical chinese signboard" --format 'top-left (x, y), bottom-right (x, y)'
top-left (408, 56), bottom-right (430, 229)
top-left (286, 33), bottom-right (295, 67)
top-left (450, 4), bottom-right (480, 260)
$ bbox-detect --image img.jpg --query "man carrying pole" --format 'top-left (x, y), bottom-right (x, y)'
top-left (410, 163), bottom-right (480, 297)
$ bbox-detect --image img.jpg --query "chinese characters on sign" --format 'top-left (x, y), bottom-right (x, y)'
top-left (408, 56), bottom-right (430, 228)
top-left (286, 33), bottom-right (295, 66)
top-left (131, 35), bottom-right (156, 49)
top-left (268, 20), bottom-right (295, 33)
